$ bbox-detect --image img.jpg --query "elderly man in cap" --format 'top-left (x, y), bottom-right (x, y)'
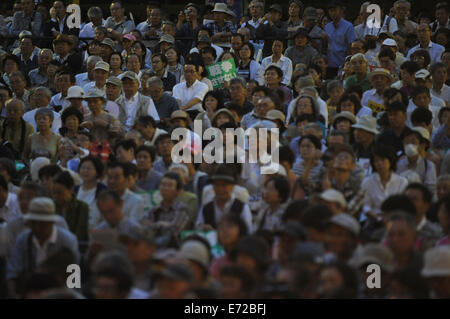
top-left (81, 88), bottom-right (124, 143)
top-left (285, 28), bottom-right (319, 68)
top-left (98, 38), bottom-right (115, 63)
top-left (325, 213), bottom-right (361, 263)
top-left (75, 56), bottom-right (102, 88)
top-left (407, 23), bottom-right (445, 66)
top-left (421, 246), bottom-right (450, 298)
top-left (104, 0), bottom-right (135, 41)
top-left (197, 165), bottom-right (253, 232)
top-left (115, 71), bottom-right (160, 131)
top-left (324, 0), bottom-right (356, 77)
top-left (6, 197), bottom-right (79, 297)
top-left (104, 76), bottom-right (121, 117)
top-left (83, 61), bottom-right (110, 94)
top-left (255, 4), bottom-right (288, 58)
top-left (204, 3), bottom-right (237, 48)
top-left (4, 182), bottom-right (69, 258)
top-left (361, 68), bottom-right (393, 113)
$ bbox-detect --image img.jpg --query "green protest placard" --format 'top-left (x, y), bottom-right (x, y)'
top-left (181, 230), bottom-right (225, 258)
top-left (206, 58), bottom-right (237, 89)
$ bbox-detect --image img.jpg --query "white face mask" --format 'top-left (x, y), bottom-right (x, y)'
top-left (404, 143), bottom-right (419, 158)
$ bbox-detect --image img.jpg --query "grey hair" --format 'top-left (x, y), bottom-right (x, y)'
top-left (169, 163), bottom-right (189, 179)
top-left (146, 76), bottom-right (164, 89)
top-left (300, 86), bottom-right (318, 97)
top-left (5, 98), bottom-right (25, 111)
top-left (35, 86), bottom-right (52, 100)
top-left (141, 69), bottom-right (155, 77)
top-left (394, 0), bottom-right (411, 9)
top-left (304, 122), bottom-right (323, 138)
top-left (327, 80), bottom-right (344, 93)
top-left (87, 6), bottom-right (103, 18)
top-left (35, 107), bottom-right (54, 123)
top-left (229, 76), bottom-right (247, 88)
top-left (39, 48), bottom-right (53, 56)
top-left (87, 55), bottom-right (103, 66)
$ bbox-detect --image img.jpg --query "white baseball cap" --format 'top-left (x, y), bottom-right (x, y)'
top-left (66, 86), bottom-right (85, 99)
top-left (415, 69), bottom-right (431, 79)
top-left (320, 189), bottom-right (347, 208)
top-left (382, 38), bottom-right (398, 48)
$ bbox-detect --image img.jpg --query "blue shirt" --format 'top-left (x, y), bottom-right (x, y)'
top-left (406, 41), bottom-right (445, 66)
top-left (324, 19), bottom-right (355, 68)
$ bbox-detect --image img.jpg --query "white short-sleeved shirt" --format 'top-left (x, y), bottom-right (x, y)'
top-left (259, 55), bottom-right (293, 86)
top-left (172, 80), bottom-right (209, 112)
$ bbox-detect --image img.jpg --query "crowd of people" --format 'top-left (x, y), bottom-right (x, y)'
top-left (0, 0), bottom-right (449, 299)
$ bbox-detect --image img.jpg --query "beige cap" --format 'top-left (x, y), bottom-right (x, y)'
top-left (170, 110), bottom-right (189, 121)
top-left (94, 61), bottom-right (110, 72)
top-left (369, 68), bottom-right (393, 82)
top-left (121, 71), bottom-right (139, 82)
top-left (265, 109), bottom-right (286, 123)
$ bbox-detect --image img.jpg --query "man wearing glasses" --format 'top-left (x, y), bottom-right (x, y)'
top-left (407, 24), bottom-right (445, 65)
